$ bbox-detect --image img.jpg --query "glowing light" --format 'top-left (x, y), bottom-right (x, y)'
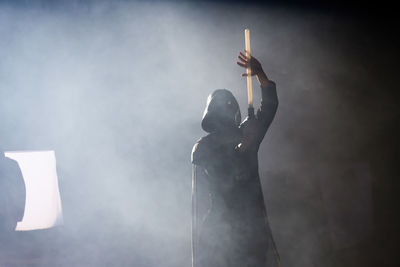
top-left (245, 28), bottom-right (253, 107)
top-left (4, 150), bottom-right (63, 231)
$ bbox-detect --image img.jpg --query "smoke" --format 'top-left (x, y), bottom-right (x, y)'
top-left (1, 1), bottom-right (398, 267)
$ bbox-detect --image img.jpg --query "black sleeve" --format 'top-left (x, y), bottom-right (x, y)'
top-left (255, 80), bottom-right (279, 141)
top-left (191, 135), bottom-right (212, 167)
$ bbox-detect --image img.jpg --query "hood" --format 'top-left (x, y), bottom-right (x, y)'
top-left (201, 89), bottom-right (241, 133)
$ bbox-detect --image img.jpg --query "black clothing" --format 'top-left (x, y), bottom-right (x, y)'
top-left (0, 154), bottom-right (25, 232)
top-left (201, 89), bottom-right (241, 133)
top-left (191, 81), bottom-right (279, 267)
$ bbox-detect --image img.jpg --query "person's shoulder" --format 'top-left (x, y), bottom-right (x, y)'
top-left (191, 134), bottom-right (214, 164)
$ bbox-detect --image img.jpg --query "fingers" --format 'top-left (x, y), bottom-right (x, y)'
top-left (238, 52), bottom-right (248, 62)
top-left (238, 56), bottom-right (247, 64)
top-left (237, 50), bottom-right (255, 75)
top-left (243, 50), bottom-right (252, 60)
top-left (237, 61), bottom-right (247, 68)
top-left (237, 50), bottom-right (249, 68)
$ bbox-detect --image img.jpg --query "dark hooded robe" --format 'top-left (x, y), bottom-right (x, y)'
top-left (191, 81), bottom-right (279, 267)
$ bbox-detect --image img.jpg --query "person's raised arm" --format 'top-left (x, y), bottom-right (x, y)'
top-left (236, 51), bottom-right (278, 151)
top-left (236, 50), bottom-right (278, 110)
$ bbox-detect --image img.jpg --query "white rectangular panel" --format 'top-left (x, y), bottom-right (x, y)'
top-left (4, 150), bottom-right (63, 231)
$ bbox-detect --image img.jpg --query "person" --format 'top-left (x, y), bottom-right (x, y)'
top-left (0, 147), bottom-right (26, 248)
top-left (191, 51), bottom-right (280, 267)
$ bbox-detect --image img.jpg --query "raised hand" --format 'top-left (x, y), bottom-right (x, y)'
top-left (236, 50), bottom-right (269, 86)
top-left (236, 50), bottom-right (263, 76)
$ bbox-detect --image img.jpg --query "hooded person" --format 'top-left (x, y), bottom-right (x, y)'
top-left (191, 52), bottom-right (280, 267)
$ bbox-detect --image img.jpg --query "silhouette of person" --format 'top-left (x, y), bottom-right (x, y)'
top-left (191, 52), bottom-right (280, 267)
top-left (0, 147), bottom-right (26, 237)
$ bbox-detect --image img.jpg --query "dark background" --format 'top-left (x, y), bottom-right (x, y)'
top-left (0, 0), bottom-right (398, 266)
